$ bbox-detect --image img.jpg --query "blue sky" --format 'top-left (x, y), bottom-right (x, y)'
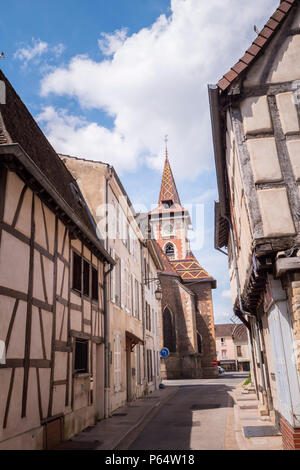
top-left (0, 0), bottom-right (279, 323)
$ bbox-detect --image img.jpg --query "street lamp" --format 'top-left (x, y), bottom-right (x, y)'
top-left (143, 277), bottom-right (163, 302)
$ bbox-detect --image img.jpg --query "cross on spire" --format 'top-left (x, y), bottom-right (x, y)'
top-left (164, 134), bottom-right (168, 160)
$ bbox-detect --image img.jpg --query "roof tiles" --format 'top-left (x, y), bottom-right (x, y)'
top-left (217, 0), bottom-right (297, 92)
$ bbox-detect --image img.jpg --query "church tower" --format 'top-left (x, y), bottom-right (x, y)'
top-left (149, 146), bottom-right (191, 261)
top-left (148, 144), bottom-right (218, 380)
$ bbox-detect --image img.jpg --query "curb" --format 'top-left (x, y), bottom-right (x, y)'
top-left (112, 387), bottom-right (180, 450)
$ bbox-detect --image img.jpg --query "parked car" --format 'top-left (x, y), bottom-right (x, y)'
top-left (218, 366), bottom-right (225, 374)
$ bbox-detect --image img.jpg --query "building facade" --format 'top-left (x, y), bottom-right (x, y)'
top-left (147, 150), bottom-right (218, 379)
top-left (215, 324), bottom-right (237, 371)
top-left (210, 0), bottom-right (300, 450)
top-left (0, 71), bottom-right (114, 450)
top-left (60, 155), bottom-right (163, 414)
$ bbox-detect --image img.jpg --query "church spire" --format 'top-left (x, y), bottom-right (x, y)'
top-left (158, 138), bottom-right (181, 206)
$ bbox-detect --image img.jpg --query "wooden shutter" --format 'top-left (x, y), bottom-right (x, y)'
top-left (114, 333), bottom-right (121, 392)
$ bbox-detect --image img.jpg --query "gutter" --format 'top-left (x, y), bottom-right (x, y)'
top-left (208, 85), bottom-right (228, 218)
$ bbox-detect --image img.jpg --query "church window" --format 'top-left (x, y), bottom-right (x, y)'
top-left (163, 307), bottom-right (176, 353)
top-left (165, 242), bottom-right (175, 259)
top-left (197, 332), bottom-right (202, 354)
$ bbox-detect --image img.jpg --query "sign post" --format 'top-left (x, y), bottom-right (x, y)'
top-left (160, 347), bottom-right (170, 359)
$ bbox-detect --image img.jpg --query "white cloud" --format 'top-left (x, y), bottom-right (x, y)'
top-left (14, 39), bottom-right (65, 68)
top-left (98, 28), bottom-right (128, 56)
top-left (40, 0), bottom-right (278, 178)
top-left (37, 106), bottom-right (138, 171)
top-left (15, 39), bottom-right (48, 65)
top-left (222, 289), bottom-right (232, 299)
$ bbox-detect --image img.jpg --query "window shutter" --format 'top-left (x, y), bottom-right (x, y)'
top-left (114, 333), bottom-right (121, 392)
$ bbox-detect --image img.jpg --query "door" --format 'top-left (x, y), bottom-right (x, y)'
top-left (268, 302), bottom-right (300, 427)
top-left (95, 343), bottom-right (105, 419)
top-left (126, 340), bottom-right (132, 402)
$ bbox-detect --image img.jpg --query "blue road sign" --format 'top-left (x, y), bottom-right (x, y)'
top-left (160, 347), bottom-right (170, 358)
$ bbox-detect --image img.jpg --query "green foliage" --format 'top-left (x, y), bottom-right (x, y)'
top-left (243, 373), bottom-right (251, 386)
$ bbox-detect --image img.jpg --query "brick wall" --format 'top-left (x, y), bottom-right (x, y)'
top-left (280, 417), bottom-right (300, 450)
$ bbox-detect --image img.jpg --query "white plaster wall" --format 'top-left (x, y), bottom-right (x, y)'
top-left (241, 96), bottom-right (273, 135)
top-left (258, 188), bottom-right (296, 237)
top-left (247, 138), bottom-right (282, 183)
top-left (0, 231), bottom-right (29, 293)
top-left (276, 92), bottom-right (300, 135)
top-left (287, 140), bottom-right (300, 180)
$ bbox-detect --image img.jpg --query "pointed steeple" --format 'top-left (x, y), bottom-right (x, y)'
top-left (158, 143), bottom-right (181, 206)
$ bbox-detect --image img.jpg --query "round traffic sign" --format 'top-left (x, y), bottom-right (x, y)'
top-left (160, 347), bottom-right (170, 358)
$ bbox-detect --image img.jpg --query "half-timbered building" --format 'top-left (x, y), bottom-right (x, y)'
top-left (0, 70), bottom-right (114, 449)
top-left (210, 0), bottom-right (300, 450)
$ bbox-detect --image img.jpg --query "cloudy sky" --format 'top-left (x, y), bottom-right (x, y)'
top-left (1, 0), bottom-right (279, 323)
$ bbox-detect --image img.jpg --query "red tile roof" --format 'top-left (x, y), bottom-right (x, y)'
top-left (217, 0), bottom-right (297, 92)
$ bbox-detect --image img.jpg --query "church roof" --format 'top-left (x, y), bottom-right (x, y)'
top-left (152, 240), bottom-right (180, 276)
top-left (158, 150), bottom-right (181, 205)
top-left (170, 252), bottom-right (215, 283)
top-left (217, 0), bottom-right (296, 93)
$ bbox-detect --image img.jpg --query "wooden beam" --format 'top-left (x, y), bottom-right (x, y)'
top-left (276, 257), bottom-right (300, 277)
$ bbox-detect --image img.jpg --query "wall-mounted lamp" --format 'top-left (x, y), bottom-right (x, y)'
top-left (143, 277), bottom-right (163, 302)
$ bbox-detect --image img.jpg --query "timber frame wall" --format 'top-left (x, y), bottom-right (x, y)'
top-left (0, 158), bottom-right (107, 450)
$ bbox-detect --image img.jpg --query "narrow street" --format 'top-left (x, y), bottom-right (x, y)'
top-left (129, 373), bottom-right (247, 450)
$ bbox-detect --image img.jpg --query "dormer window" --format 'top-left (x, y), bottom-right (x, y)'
top-left (70, 182), bottom-right (85, 208)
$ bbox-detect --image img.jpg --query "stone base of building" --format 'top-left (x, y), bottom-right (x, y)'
top-left (202, 366), bottom-right (218, 379)
top-left (161, 354), bottom-right (202, 380)
top-left (280, 417), bottom-right (300, 450)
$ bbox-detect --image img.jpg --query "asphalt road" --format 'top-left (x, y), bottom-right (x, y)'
top-left (129, 372), bottom-right (248, 450)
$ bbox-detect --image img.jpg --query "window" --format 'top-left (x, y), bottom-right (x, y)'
top-left (163, 307), bottom-right (176, 352)
top-left (165, 242), bottom-right (175, 259)
top-left (197, 332), bottom-right (202, 354)
top-left (114, 259), bottom-right (121, 306)
top-left (221, 338), bottom-right (226, 346)
top-left (72, 252), bottom-right (81, 292)
top-left (222, 350), bottom-right (227, 359)
top-left (74, 339), bottom-right (88, 374)
top-left (72, 251), bottom-right (98, 300)
top-left (83, 260), bottom-right (90, 296)
top-left (114, 333), bottom-right (122, 392)
top-left (147, 349), bottom-right (153, 382)
top-left (134, 279), bottom-right (139, 318)
top-left (92, 266), bottom-right (98, 301)
top-left (237, 346), bottom-right (242, 357)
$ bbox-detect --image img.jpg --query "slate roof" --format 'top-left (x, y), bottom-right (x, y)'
top-left (170, 252), bottom-right (215, 283)
top-left (217, 0), bottom-right (297, 92)
top-left (215, 324), bottom-right (236, 338)
top-left (0, 69), bottom-right (112, 263)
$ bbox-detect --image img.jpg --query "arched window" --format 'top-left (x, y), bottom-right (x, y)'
top-left (163, 307), bottom-right (176, 353)
top-left (165, 242), bottom-right (175, 259)
top-left (197, 331), bottom-right (202, 354)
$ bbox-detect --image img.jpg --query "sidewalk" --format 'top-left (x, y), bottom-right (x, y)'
top-left (55, 386), bottom-right (179, 450)
top-left (227, 381), bottom-right (283, 451)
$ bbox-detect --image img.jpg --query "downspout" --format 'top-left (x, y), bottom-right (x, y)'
top-left (140, 241), bottom-right (147, 393)
top-left (104, 262), bottom-right (114, 419)
top-left (104, 169), bottom-right (114, 419)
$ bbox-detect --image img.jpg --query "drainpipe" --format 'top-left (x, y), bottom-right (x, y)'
top-left (140, 241), bottom-right (147, 393)
top-left (104, 262), bottom-right (114, 418)
top-left (104, 169), bottom-right (114, 419)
